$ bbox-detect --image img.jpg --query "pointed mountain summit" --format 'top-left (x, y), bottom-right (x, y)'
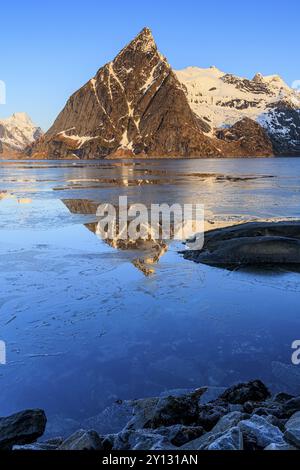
top-left (0, 112), bottom-right (42, 157)
top-left (30, 28), bottom-right (220, 159)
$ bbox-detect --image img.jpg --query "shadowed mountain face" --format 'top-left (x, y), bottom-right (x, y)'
top-left (30, 28), bottom-right (273, 159)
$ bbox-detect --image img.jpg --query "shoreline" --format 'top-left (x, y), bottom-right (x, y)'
top-left (1, 155), bottom-right (300, 162)
top-left (2, 379), bottom-right (300, 451)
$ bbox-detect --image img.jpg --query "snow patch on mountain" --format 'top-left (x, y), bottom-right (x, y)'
top-left (176, 66), bottom-right (300, 154)
top-left (0, 112), bottom-right (43, 152)
top-left (175, 66), bottom-right (300, 132)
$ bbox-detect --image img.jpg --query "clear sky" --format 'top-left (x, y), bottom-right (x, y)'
top-left (1, 0), bottom-right (299, 130)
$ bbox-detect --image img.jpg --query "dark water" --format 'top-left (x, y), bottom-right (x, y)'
top-left (0, 158), bottom-right (300, 435)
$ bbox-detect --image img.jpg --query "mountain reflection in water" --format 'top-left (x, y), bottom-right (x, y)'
top-left (63, 198), bottom-right (170, 276)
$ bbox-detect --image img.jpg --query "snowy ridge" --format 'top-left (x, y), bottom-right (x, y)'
top-left (0, 112), bottom-right (43, 152)
top-left (176, 66), bottom-right (300, 152)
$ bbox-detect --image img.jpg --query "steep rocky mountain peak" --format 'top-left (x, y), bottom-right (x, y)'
top-left (31, 27), bottom-right (220, 159)
top-left (29, 29), bottom-right (299, 159)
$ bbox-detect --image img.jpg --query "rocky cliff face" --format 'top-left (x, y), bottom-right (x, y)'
top-left (216, 118), bottom-right (274, 156)
top-left (30, 28), bottom-right (274, 159)
top-left (31, 28), bottom-right (221, 159)
top-left (0, 113), bottom-right (42, 157)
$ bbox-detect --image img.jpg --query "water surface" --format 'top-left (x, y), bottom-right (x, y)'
top-left (1, 157), bottom-right (300, 435)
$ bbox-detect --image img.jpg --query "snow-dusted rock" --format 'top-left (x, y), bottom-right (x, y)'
top-left (176, 66), bottom-right (300, 155)
top-left (0, 112), bottom-right (42, 156)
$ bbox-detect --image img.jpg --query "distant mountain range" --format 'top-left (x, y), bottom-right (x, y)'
top-left (0, 113), bottom-right (42, 157)
top-left (176, 67), bottom-right (300, 155)
top-left (1, 28), bottom-right (299, 159)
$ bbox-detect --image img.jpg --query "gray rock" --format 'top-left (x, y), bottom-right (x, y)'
top-left (282, 397), bottom-right (300, 415)
top-left (183, 222), bottom-right (300, 268)
top-left (179, 430), bottom-right (223, 450)
top-left (82, 401), bottom-right (134, 435)
top-left (152, 425), bottom-right (204, 447)
top-left (126, 389), bottom-right (206, 430)
top-left (228, 404), bottom-right (243, 413)
top-left (198, 403), bottom-right (229, 431)
top-left (211, 412), bottom-right (246, 434)
top-left (112, 429), bottom-right (175, 451)
top-left (265, 442), bottom-right (297, 450)
top-left (265, 415), bottom-right (286, 432)
top-left (219, 380), bottom-right (270, 404)
top-left (0, 409), bottom-right (47, 450)
top-left (285, 411), bottom-right (300, 430)
top-left (58, 429), bottom-right (104, 450)
top-left (273, 393), bottom-right (295, 403)
top-left (207, 427), bottom-right (243, 451)
top-left (239, 415), bottom-right (285, 450)
top-left (283, 411), bottom-right (300, 448)
top-left (13, 442), bottom-right (58, 451)
top-left (13, 436), bottom-right (63, 451)
top-left (284, 429), bottom-right (300, 448)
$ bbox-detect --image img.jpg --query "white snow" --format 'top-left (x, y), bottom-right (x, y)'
top-left (0, 112), bottom-right (42, 151)
top-left (175, 66), bottom-right (300, 135)
top-left (57, 130), bottom-right (101, 148)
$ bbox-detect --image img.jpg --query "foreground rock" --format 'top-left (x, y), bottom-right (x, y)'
top-left (183, 221), bottom-right (300, 269)
top-left (207, 427), bottom-right (243, 450)
top-left (125, 388), bottom-right (206, 430)
top-left (239, 415), bottom-right (285, 450)
top-left (4, 380), bottom-right (300, 451)
top-left (58, 430), bottom-right (104, 450)
top-left (0, 409), bottom-right (46, 450)
top-left (284, 411), bottom-right (300, 448)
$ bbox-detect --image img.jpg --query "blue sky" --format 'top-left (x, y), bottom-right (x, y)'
top-left (1, 0), bottom-right (299, 130)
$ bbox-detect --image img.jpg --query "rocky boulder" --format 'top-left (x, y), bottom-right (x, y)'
top-left (183, 221), bottom-right (300, 269)
top-left (58, 429), bottom-right (104, 450)
top-left (238, 415), bottom-right (285, 450)
top-left (0, 409), bottom-right (46, 450)
top-left (284, 411), bottom-right (300, 448)
top-left (219, 380), bottom-right (271, 404)
top-left (126, 389), bottom-right (206, 430)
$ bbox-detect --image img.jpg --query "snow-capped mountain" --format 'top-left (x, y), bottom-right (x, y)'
top-left (176, 67), bottom-right (300, 155)
top-left (0, 112), bottom-right (43, 156)
top-left (30, 28), bottom-right (297, 159)
top-left (31, 27), bottom-right (222, 159)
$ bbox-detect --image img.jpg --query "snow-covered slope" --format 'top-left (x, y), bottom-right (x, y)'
top-left (176, 66), bottom-right (300, 154)
top-left (0, 112), bottom-right (43, 155)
